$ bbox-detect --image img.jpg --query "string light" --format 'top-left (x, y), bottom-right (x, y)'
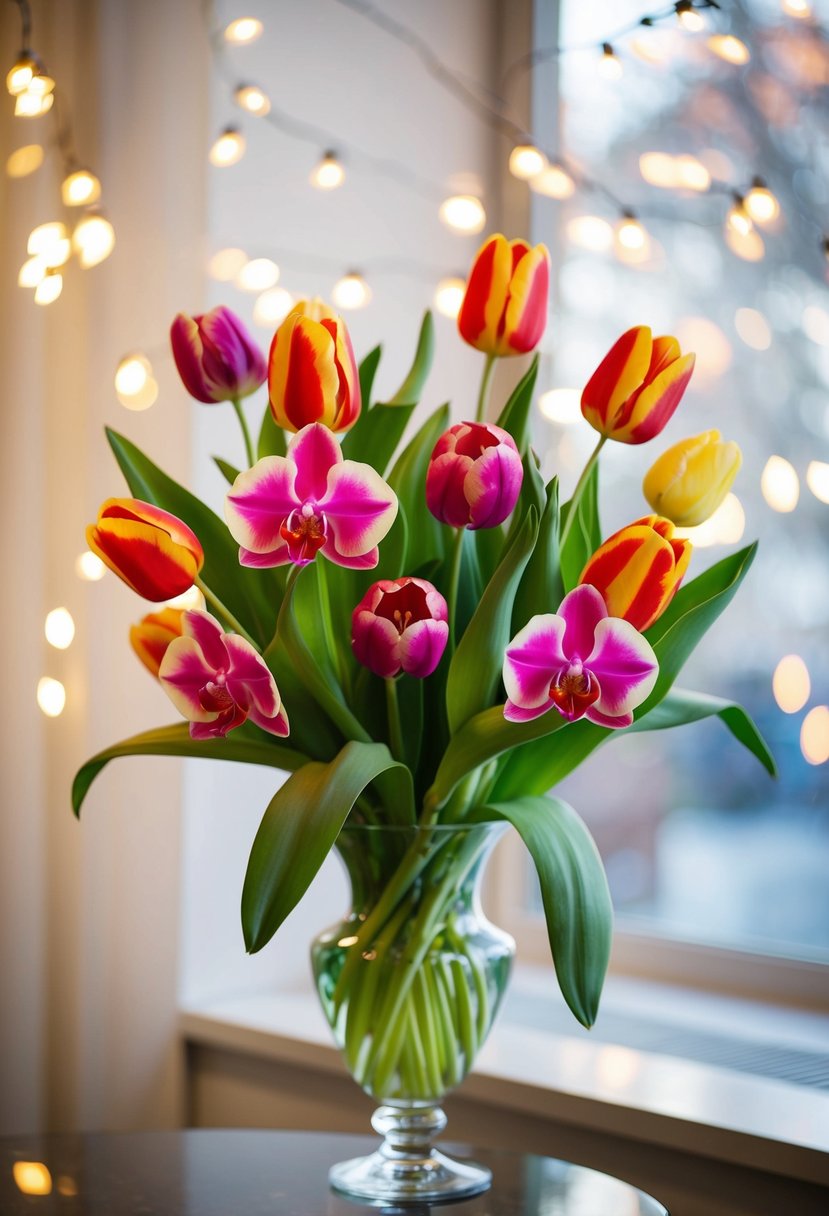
top-left (208, 247), bottom-right (248, 280)
top-left (781, 0), bottom-right (812, 19)
top-left (674, 155), bottom-right (710, 191)
top-left (13, 1162), bottom-right (52, 1196)
top-left (6, 53), bottom-right (37, 95)
top-left (332, 271), bottom-right (372, 310)
top-left (806, 460), bottom-right (829, 504)
top-left (725, 224), bottom-right (765, 262)
top-left (6, 143), bottom-right (43, 177)
top-left (707, 34), bottom-right (750, 65)
top-left (598, 43), bottom-right (623, 80)
top-left (439, 194), bottom-right (486, 234)
top-left (310, 150), bottom-right (345, 190)
top-left (42, 237), bottom-right (71, 269)
top-left (761, 455), bottom-right (799, 512)
top-left (209, 127), bottom-right (246, 167)
top-left (530, 163), bottom-right (575, 199)
top-left (253, 287), bottom-right (295, 327)
top-left (509, 145), bottom-right (547, 180)
top-left (726, 198), bottom-right (753, 237)
top-left (14, 86), bottom-right (53, 117)
top-left (802, 305), bottom-right (829, 346)
top-left (45, 608), bottom-right (75, 650)
top-left (76, 552), bottom-right (105, 581)
top-left (37, 677), bottom-right (66, 718)
top-left (114, 353), bottom-right (156, 409)
top-left (539, 388), bottom-right (582, 425)
top-left (72, 213), bottom-right (115, 267)
top-left (28, 221), bottom-right (67, 256)
top-left (566, 215), bottom-right (614, 252)
top-left (18, 254), bottom-right (46, 288)
top-left (236, 257), bottom-right (280, 291)
top-left (801, 707), bottom-right (829, 767)
top-left (744, 178), bottom-right (779, 225)
top-left (434, 276), bottom-right (466, 319)
top-left (615, 211), bottom-right (648, 252)
top-left (234, 84), bottom-right (271, 116)
top-left (675, 1), bottom-right (707, 33)
top-left (223, 17), bottom-right (264, 44)
top-left (61, 167), bottom-right (101, 206)
top-left (773, 654), bottom-right (811, 714)
top-left (34, 271), bottom-right (62, 305)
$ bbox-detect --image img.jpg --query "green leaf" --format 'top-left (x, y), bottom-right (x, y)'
top-left (359, 344), bottom-right (382, 405)
top-left (386, 310), bottom-right (435, 406)
top-left (242, 741), bottom-right (413, 952)
top-left (73, 722), bottom-right (308, 818)
top-left (257, 407), bottom-right (287, 459)
top-left (495, 356), bottom-right (539, 454)
top-left (513, 476), bottom-right (563, 632)
top-left (560, 463), bottom-right (600, 591)
top-left (482, 796), bottom-right (612, 1028)
top-left (105, 428), bottom-right (278, 646)
top-left (446, 510), bottom-right (538, 734)
top-left (629, 687), bottom-right (776, 776)
top-left (213, 456), bottom-right (241, 486)
top-left (388, 403), bottom-right (449, 573)
top-left (505, 444), bottom-right (545, 553)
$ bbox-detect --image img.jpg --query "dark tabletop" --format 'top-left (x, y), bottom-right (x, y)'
top-left (0, 1129), bottom-right (669, 1215)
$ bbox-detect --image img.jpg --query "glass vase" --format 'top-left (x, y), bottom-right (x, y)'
top-left (311, 821), bottom-right (515, 1203)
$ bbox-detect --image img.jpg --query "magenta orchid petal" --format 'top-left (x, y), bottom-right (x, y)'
top-left (585, 617), bottom-right (659, 716)
top-left (466, 442), bottom-right (524, 529)
top-left (224, 634), bottom-right (281, 718)
top-left (558, 585), bottom-right (608, 665)
top-left (504, 697), bottom-right (555, 723)
top-left (159, 636), bottom-right (219, 722)
top-left (586, 705), bottom-right (634, 730)
top-left (248, 703), bottom-right (291, 737)
top-left (398, 619), bottom-right (450, 678)
top-left (182, 609), bottom-right (229, 673)
top-left (289, 422), bottom-right (342, 503)
top-left (351, 612), bottom-right (402, 679)
top-left (238, 543), bottom-right (291, 568)
top-left (502, 614), bottom-right (567, 710)
top-left (225, 457), bottom-right (298, 553)
top-left (320, 461), bottom-right (399, 557)
top-left (321, 542), bottom-right (379, 570)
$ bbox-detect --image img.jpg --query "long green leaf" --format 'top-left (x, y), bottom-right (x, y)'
top-left (359, 344), bottom-right (382, 405)
top-left (630, 687), bottom-right (776, 775)
top-left (482, 796), bottom-right (612, 1028)
top-left (495, 356), bottom-right (539, 454)
top-left (257, 407), bottom-right (287, 459)
top-left (213, 456), bottom-right (240, 486)
top-left (446, 510), bottom-right (537, 734)
top-left (388, 404), bottom-right (449, 573)
top-left (513, 476), bottom-right (563, 632)
top-left (386, 310), bottom-right (435, 406)
top-left (560, 463), bottom-right (600, 591)
top-left (73, 722), bottom-right (308, 817)
top-left (242, 741), bottom-right (413, 951)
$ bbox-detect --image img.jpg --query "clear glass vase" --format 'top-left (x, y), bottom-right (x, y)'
top-left (311, 821), bottom-right (515, 1203)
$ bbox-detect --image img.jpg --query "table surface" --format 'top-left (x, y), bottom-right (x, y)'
top-left (1, 1129), bottom-right (668, 1215)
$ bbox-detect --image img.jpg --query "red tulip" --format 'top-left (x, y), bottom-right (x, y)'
top-left (86, 499), bottom-right (204, 601)
top-left (458, 233), bottom-right (550, 357)
top-left (130, 607), bottom-right (185, 677)
top-left (581, 326), bottom-right (695, 445)
top-left (268, 308), bottom-right (360, 432)
top-left (579, 515), bottom-right (692, 632)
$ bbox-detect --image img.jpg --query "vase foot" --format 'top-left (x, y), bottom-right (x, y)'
top-left (328, 1147), bottom-right (491, 1203)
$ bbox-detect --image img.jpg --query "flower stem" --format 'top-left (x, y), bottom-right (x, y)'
top-left (194, 576), bottom-right (259, 649)
top-left (446, 526), bottom-right (465, 651)
top-left (475, 353), bottom-right (496, 423)
top-left (231, 396), bottom-right (255, 468)
top-left (559, 433), bottom-right (606, 554)
top-left (384, 677), bottom-right (405, 762)
top-left (316, 558), bottom-right (351, 701)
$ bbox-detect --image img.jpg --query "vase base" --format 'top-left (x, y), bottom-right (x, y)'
top-left (328, 1146), bottom-right (492, 1204)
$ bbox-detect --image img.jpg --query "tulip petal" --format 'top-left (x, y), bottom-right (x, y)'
top-left (99, 498), bottom-right (203, 563)
top-left (581, 326), bottom-right (653, 434)
top-left (503, 613), bottom-right (568, 710)
top-left (225, 456), bottom-right (298, 553)
top-left (458, 234), bottom-right (512, 354)
top-left (289, 422), bottom-right (343, 502)
top-left (581, 525), bottom-right (677, 633)
top-left (224, 634), bottom-right (281, 718)
top-left (557, 584), bottom-right (607, 662)
top-left (158, 636), bottom-right (218, 722)
top-left (399, 619), bottom-right (449, 678)
top-left (351, 611), bottom-right (401, 678)
top-left (87, 519), bottom-right (200, 601)
top-left (586, 617), bottom-right (658, 716)
top-left (182, 610), bottom-right (229, 673)
top-left (320, 460), bottom-right (398, 557)
top-left (269, 314), bottom-right (340, 431)
top-left (618, 352), bottom-right (696, 445)
top-left (503, 244), bottom-right (550, 355)
top-left (170, 314), bottom-right (217, 403)
top-left (426, 451), bottom-right (474, 527)
top-left (465, 443), bottom-right (524, 529)
top-left (329, 317), bottom-right (361, 431)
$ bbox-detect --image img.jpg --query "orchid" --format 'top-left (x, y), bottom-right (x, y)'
top-left (159, 609), bottom-right (288, 739)
top-left (503, 585), bottom-right (658, 730)
top-left (224, 422), bottom-right (398, 568)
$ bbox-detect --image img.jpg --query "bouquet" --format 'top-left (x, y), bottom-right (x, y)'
top-left (74, 232), bottom-right (775, 1111)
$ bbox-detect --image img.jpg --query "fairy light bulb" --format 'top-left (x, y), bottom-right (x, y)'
top-left (208, 247), bottom-right (247, 280)
top-left (530, 163), bottom-right (575, 199)
top-left (772, 654), bottom-right (810, 714)
top-left (598, 43), bottom-right (623, 80)
top-left (26, 70), bottom-right (54, 97)
top-left (675, 1), bottom-right (706, 31)
top-left (18, 255), bottom-right (46, 288)
top-left (781, 0), bottom-right (812, 18)
top-left (744, 178), bottom-right (780, 225)
top-left (34, 271), bottom-right (62, 305)
top-left (236, 257), bottom-right (279, 291)
top-left (725, 224), bottom-right (765, 262)
top-left (209, 127), bottom-right (246, 168)
top-left (539, 388), bottom-right (581, 425)
top-left (310, 151), bottom-right (345, 190)
top-left (801, 707), bottom-right (829, 766)
top-left (439, 194), bottom-right (486, 234)
top-left (761, 455), bottom-right (799, 512)
top-left (72, 213), bottom-right (115, 268)
top-left (6, 143), bottom-right (43, 177)
top-left (234, 84), bottom-right (271, 116)
top-left (332, 272), bottom-right (371, 310)
top-left (76, 552), bottom-right (105, 581)
top-left (28, 221), bottom-right (67, 256)
top-left (806, 460), bottom-right (829, 504)
top-left (61, 168), bottom-right (101, 206)
top-left (434, 276), bottom-right (466, 319)
top-left (37, 677), bottom-right (66, 717)
top-left (566, 215), bottom-right (614, 252)
top-left (509, 145), bottom-right (547, 181)
top-left (42, 238), bottom-right (71, 269)
top-left (6, 54), bottom-right (36, 95)
top-left (726, 198), bottom-right (753, 237)
top-left (223, 17), bottom-right (263, 43)
top-left (13, 1162), bottom-right (52, 1195)
top-left (115, 353), bottom-right (151, 397)
top-left (253, 287), bottom-right (295, 327)
top-left (615, 212), bottom-right (647, 251)
top-left (707, 34), bottom-right (750, 64)
top-left (45, 607), bottom-right (75, 650)
top-left (15, 89), bottom-right (53, 117)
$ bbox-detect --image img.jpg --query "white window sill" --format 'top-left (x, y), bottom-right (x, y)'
top-left (179, 965), bottom-right (829, 1187)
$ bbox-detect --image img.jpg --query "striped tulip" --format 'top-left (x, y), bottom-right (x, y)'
top-left (130, 607), bottom-right (185, 677)
top-left (170, 306), bottom-right (267, 404)
top-left (458, 233), bottom-right (550, 357)
top-left (159, 610), bottom-right (289, 740)
top-left (352, 577), bottom-right (449, 679)
top-left (579, 515), bottom-right (692, 633)
top-left (581, 326), bottom-right (696, 445)
top-left (86, 499), bottom-right (204, 601)
top-left (268, 308), bottom-right (360, 433)
top-left (290, 297), bottom-right (338, 323)
top-left (425, 421), bottom-right (523, 529)
top-left (643, 430), bottom-right (742, 527)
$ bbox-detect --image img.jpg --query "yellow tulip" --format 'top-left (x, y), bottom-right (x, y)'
top-left (643, 430), bottom-right (742, 527)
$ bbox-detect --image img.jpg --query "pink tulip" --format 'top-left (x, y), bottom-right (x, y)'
top-left (352, 578), bottom-right (449, 679)
top-left (159, 610), bottom-right (289, 740)
top-left (224, 422), bottom-right (398, 569)
top-left (503, 585), bottom-right (658, 730)
top-left (170, 306), bottom-right (267, 403)
top-left (425, 421), bottom-right (523, 530)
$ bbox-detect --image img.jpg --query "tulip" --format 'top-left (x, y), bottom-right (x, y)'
top-left (170, 306), bottom-right (267, 404)
top-left (643, 430), bottom-right (742, 527)
top-left (581, 326), bottom-right (696, 445)
top-left (268, 308), bottom-right (360, 433)
top-left (130, 607), bottom-right (185, 677)
top-left (458, 234), bottom-right (550, 357)
top-left (579, 515), bottom-right (692, 633)
top-left (86, 499), bottom-right (204, 601)
top-left (290, 297), bottom-right (338, 323)
top-left (503, 584), bottom-right (658, 730)
top-left (159, 610), bottom-right (289, 739)
top-left (425, 421), bottom-right (523, 530)
top-left (225, 422), bottom-right (398, 569)
top-left (352, 578), bottom-right (449, 679)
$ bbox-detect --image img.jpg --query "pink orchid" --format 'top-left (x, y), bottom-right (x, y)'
top-left (503, 584), bottom-right (658, 730)
top-left (352, 577), bottom-right (449, 679)
top-left (224, 423), bottom-right (398, 569)
top-left (159, 609), bottom-right (289, 740)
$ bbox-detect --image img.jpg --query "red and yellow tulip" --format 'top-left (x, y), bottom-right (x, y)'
top-left (86, 499), bottom-right (204, 601)
top-left (458, 233), bottom-right (550, 357)
top-left (268, 307), bottom-right (360, 433)
top-left (130, 607), bottom-right (185, 677)
top-left (581, 326), bottom-right (695, 445)
top-left (643, 430), bottom-right (742, 527)
top-left (579, 514), bottom-right (692, 633)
